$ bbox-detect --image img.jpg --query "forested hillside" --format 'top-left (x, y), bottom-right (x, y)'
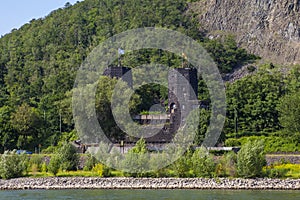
top-left (0, 0), bottom-right (299, 153)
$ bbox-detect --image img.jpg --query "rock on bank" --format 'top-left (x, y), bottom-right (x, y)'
top-left (0, 177), bottom-right (300, 190)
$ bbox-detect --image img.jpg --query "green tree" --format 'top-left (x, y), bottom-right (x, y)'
top-left (122, 138), bottom-right (149, 177)
top-left (191, 147), bottom-right (215, 178)
top-left (237, 140), bottom-right (266, 178)
top-left (0, 150), bottom-right (28, 179)
top-left (94, 76), bottom-right (141, 141)
top-left (203, 35), bottom-right (258, 73)
top-left (277, 90), bottom-right (300, 138)
top-left (95, 77), bottom-right (123, 141)
top-left (194, 108), bottom-right (210, 145)
top-left (0, 106), bottom-right (16, 152)
top-left (172, 149), bottom-right (193, 178)
top-left (10, 103), bottom-right (43, 150)
top-left (225, 70), bottom-right (284, 135)
top-left (57, 142), bottom-right (79, 171)
top-left (285, 65), bottom-right (300, 93)
top-left (48, 154), bottom-right (61, 176)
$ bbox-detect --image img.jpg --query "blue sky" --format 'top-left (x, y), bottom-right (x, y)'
top-left (0, 0), bottom-right (82, 36)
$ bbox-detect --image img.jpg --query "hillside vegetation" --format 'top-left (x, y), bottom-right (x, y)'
top-left (0, 0), bottom-right (299, 153)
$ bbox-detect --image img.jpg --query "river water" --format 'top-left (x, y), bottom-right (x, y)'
top-left (1, 190), bottom-right (300, 200)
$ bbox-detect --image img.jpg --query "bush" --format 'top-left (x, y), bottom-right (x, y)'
top-left (48, 154), bottom-right (60, 176)
top-left (122, 138), bottom-right (149, 177)
top-left (191, 147), bottom-right (216, 178)
top-left (0, 150), bottom-right (28, 179)
top-left (41, 162), bottom-right (48, 173)
top-left (31, 164), bottom-right (39, 176)
top-left (92, 163), bottom-right (110, 177)
top-left (29, 154), bottom-right (43, 172)
top-left (226, 135), bottom-right (300, 153)
top-left (57, 142), bottom-right (79, 171)
top-left (84, 154), bottom-right (98, 171)
top-left (149, 152), bottom-right (172, 178)
top-left (225, 138), bottom-right (241, 147)
top-left (264, 136), bottom-right (300, 153)
top-left (265, 167), bottom-right (289, 178)
top-left (237, 140), bottom-right (266, 178)
top-left (172, 154), bottom-right (192, 178)
top-left (247, 65), bottom-right (256, 73)
top-left (216, 152), bottom-right (237, 177)
top-left (41, 146), bottom-right (57, 154)
top-left (151, 167), bottom-right (170, 178)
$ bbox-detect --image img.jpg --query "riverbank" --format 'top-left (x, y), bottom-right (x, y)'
top-left (0, 177), bottom-right (300, 190)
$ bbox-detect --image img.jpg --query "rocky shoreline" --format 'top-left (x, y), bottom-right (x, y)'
top-left (0, 177), bottom-right (300, 190)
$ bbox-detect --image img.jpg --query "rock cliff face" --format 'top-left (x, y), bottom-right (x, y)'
top-left (190, 0), bottom-right (300, 65)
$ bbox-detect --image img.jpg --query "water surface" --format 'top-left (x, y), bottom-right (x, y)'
top-left (1, 189), bottom-right (300, 200)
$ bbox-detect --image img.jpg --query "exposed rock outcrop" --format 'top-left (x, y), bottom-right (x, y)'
top-left (190, 0), bottom-right (300, 65)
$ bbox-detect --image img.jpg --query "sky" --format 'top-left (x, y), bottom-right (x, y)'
top-left (0, 0), bottom-right (82, 36)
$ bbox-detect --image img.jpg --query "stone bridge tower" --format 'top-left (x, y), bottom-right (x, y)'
top-left (168, 68), bottom-right (199, 133)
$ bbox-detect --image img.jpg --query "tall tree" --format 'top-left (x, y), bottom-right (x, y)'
top-left (10, 103), bottom-right (43, 149)
top-left (277, 90), bottom-right (300, 137)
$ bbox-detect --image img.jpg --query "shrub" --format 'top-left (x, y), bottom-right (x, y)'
top-left (191, 147), bottom-right (216, 178)
top-left (215, 163), bottom-right (226, 177)
top-left (265, 167), bottom-right (289, 178)
top-left (57, 142), bottom-right (79, 171)
top-left (29, 154), bottom-right (43, 172)
top-left (31, 164), bottom-right (39, 176)
top-left (247, 65), bottom-right (256, 73)
top-left (122, 138), bottom-right (149, 177)
top-left (237, 140), bottom-right (266, 178)
top-left (84, 154), bottom-right (98, 171)
top-left (41, 162), bottom-right (48, 173)
top-left (48, 155), bottom-right (60, 176)
top-left (171, 148), bottom-right (193, 178)
top-left (149, 152), bottom-right (172, 178)
top-left (216, 152), bottom-right (237, 177)
top-left (225, 138), bottom-right (241, 147)
top-left (0, 150), bottom-right (28, 179)
top-left (272, 163), bottom-right (300, 177)
top-left (92, 163), bottom-right (110, 177)
top-left (172, 154), bottom-right (192, 178)
top-left (151, 167), bottom-right (170, 178)
top-left (224, 152), bottom-right (237, 177)
top-left (264, 136), bottom-right (299, 153)
top-left (41, 146), bottom-right (57, 154)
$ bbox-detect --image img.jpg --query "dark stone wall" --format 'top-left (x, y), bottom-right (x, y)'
top-left (168, 68), bottom-right (198, 134)
top-left (103, 66), bottom-right (132, 87)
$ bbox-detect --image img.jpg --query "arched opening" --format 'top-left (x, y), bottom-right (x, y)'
top-left (170, 103), bottom-right (177, 114)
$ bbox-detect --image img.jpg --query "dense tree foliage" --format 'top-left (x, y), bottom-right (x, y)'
top-left (0, 0), bottom-right (298, 153)
top-left (0, 0), bottom-right (203, 151)
top-left (224, 65), bottom-right (300, 152)
top-left (278, 91), bottom-right (300, 134)
top-left (203, 36), bottom-right (259, 73)
top-left (225, 70), bottom-right (285, 135)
